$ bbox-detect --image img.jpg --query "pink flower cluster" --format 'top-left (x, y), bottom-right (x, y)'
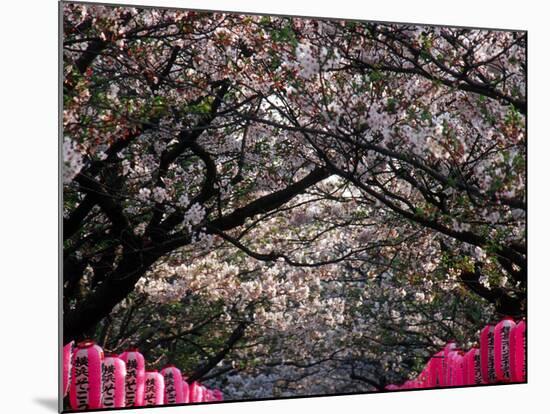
top-left (63, 340), bottom-right (223, 410)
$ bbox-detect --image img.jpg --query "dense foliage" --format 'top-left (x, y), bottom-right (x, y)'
top-left (63, 3), bottom-right (525, 399)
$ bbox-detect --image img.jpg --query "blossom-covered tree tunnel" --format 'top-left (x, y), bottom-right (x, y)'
top-left (62, 3), bottom-right (525, 396)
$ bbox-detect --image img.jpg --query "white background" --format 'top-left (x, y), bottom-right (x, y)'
top-left (0, 0), bottom-right (547, 412)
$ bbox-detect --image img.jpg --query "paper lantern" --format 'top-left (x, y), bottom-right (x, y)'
top-left (406, 380), bottom-right (422, 389)
top-left (511, 320), bottom-right (526, 382)
top-left (144, 371), bottom-right (165, 406)
top-left (494, 317), bottom-right (516, 382)
top-left (69, 340), bottom-right (104, 410)
top-left (102, 355), bottom-right (126, 408)
top-left (212, 389), bottom-right (224, 401)
top-left (119, 349), bottom-right (146, 407)
top-left (480, 325), bottom-right (496, 383)
top-left (203, 388), bottom-right (214, 402)
top-left (450, 351), bottom-right (465, 387)
top-left (445, 350), bottom-right (458, 386)
top-left (441, 342), bottom-right (457, 387)
top-left (428, 351), bottom-right (444, 387)
top-left (181, 377), bottom-right (190, 403)
top-left (403, 379), bottom-right (421, 389)
top-left (63, 341), bottom-right (74, 397)
top-left (208, 389), bottom-right (217, 402)
top-left (463, 348), bottom-right (482, 386)
top-left (462, 349), bottom-right (471, 385)
top-left (417, 367), bottom-right (430, 389)
top-left (190, 381), bottom-right (204, 402)
top-left (161, 366), bottom-right (185, 404)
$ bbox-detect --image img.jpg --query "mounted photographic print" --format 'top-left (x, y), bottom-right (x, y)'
top-left (61, 1), bottom-right (526, 411)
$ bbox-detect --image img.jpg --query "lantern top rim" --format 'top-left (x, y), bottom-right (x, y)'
top-left (77, 339), bottom-right (95, 348)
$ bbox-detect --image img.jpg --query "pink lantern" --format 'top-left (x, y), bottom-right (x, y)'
top-left (102, 355), bottom-right (126, 408)
top-left (511, 320), bottom-right (526, 382)
top-left (441, 342), bottom-right (457, 387)
top-left (189, 381), bottom-right (204, 402)
top-left (407, 379), bottom-right (421, 389)
top-left (494, 317), bottom-right (516, 382)
top-left (463, 348), bottom-right (482, 386)
top-left (181, 377), bottom-right (190, 403)
top-left (212, 389), bottom-right (224, 401)
top-left (200, 385), bottom-right (209, 402)
top-left (161, 365), bottom-right (185, 404)
top-left (144, 371), bottom-right (165, 406)
top-left (63, 341), bottom-right (74, 397)
top-left (428, 351), bottom-right (444, 387)
top-left (445, 350), bottom-right (458, 386)
top-left (417, 367), bottom-right (430, 389)
top-left (462, 350), bottom-right (470, 385)
top-left (69, 340), bottom-right (104, 410)
top-left (203, 388), bottom-right (214, 402)
top-left (450, 351), bottom-right (465, 387)
top-left (480, 325), bottom-right (496, 383)
top-left (404, 379), bottom-right (421, 389)
top-left (119, 348), bottom-right (146, 407)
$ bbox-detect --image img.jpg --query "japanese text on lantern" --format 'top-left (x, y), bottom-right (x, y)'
top-left (74, 356), bottom-right (89, 410)
top-left (474, 352), bottom-right (482, 384)
top-left (165, 372), bottom-right (176, 403)
top-left (125, 359), bottom-right (138, 406)
top-left (502, 326), bottom-right (511, 378)
top-left (145, 378), bottom-right (156, 405)
top-left (102, 364), bottom-right (116, 408)
top-left (488, 332), bottom-right (496, 382)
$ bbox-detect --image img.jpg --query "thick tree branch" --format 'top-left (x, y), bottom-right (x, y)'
top-left (187, 321), bottom-right (248, 382)
top-left (210, 167), bottom-right (330, 231)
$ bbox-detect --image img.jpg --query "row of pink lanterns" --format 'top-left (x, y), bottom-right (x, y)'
top-left (63, 340), bottom-right (224, 411)
top-left (384, 318), bottom-right (526, 390)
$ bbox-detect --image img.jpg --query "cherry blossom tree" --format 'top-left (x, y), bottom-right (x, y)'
top-left (62, 3), bottom-right (525, 399)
